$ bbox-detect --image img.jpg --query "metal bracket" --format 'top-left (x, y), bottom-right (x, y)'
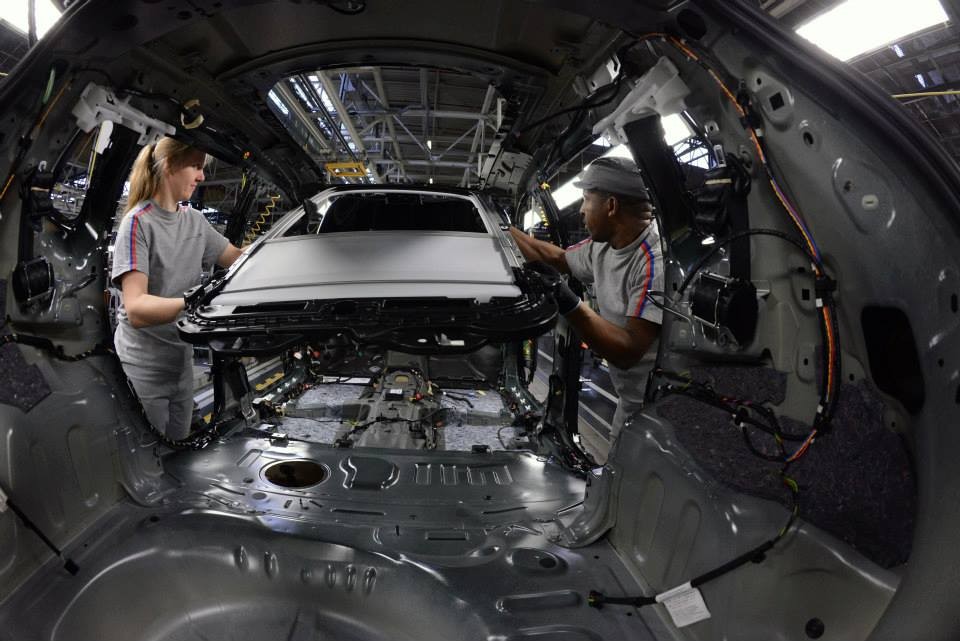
top-left (592, 56), bottom-right (691, 145)
top-left (71, 82), bottom-right (175, 145)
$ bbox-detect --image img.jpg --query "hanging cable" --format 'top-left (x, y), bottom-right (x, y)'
top-left (589, 469), bottom-right (799, 609)
top-left (631, 32), bottom-right (823, 262)
top-left (671, 228), bottom-right (839, 462)
top-left (243, 194), bottom-right (281, 245)
top-left (619, 31), bottom-right (841, 462)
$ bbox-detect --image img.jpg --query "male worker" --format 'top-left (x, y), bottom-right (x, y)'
top-left (509, 156), bottom-right (664, 440)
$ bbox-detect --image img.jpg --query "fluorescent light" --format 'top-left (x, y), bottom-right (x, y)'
top-left (915, 73), bottom-right (927, 88)
top-left (892, 44), bottom-right (905, 58)
top-left (546, 114), bottom-right (691, 211)
top-left (426, 139), bottom-right (433, 150)
top-left (428, 177), bottom-right (433, 184)
top-left (796, 0), bottom-right (948, 61)
top-left (0, 0), bottom-right (61, 40)
top-left (551, 180), bottom-right (583, 209)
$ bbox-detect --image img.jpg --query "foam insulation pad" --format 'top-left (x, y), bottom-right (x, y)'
top-left (280, 384), bottom-right (522, 451)
top-left (656, 367), bottom-right (915, 568)
top-left (0, 341), bottom-right (52, 412)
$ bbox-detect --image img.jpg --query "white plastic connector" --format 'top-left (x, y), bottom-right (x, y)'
top-left (592, 56), bottom-right (691, 145)
top-left (71, 82), bottom-right (175, 145)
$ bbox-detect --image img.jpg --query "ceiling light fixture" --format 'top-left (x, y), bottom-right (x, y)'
top-left (796, 0), bottom-right (948, 61)
top-left (0, 0), bottom-right (62, 40)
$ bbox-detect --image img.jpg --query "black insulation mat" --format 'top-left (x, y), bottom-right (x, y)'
top-left (655, 366), bottom-right (915, 569)
top-left (0, 342), bottom-right (52, 412)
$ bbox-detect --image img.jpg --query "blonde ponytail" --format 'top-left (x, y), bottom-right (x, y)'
top-left (124, 137), bottom-right (209, 212)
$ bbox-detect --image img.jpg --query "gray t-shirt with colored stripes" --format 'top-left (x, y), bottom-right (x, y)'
top-left (111, 200), bottom-right (229, 372)
top-left (565, 220), bottom-right (664, 433)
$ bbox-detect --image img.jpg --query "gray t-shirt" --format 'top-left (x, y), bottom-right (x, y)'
top-left (111, 200), bottom-right (229, 372)
top-left (565, 221), bottom-right (664, 430)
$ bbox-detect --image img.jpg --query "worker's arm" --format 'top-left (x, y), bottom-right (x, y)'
top-left (118, 270), bottom-right (185, 329)
top-left (509, 226), bottom-right (570, 274)
top-left (565, 306), bottom-right (660, 370)
top-left (217, 243), bottom-right (244, 268)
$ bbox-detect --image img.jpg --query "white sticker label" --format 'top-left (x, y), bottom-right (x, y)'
top-left (655, 582), bottom-right (711, 628)
top-left (0, 486), bottom-right (7, 514)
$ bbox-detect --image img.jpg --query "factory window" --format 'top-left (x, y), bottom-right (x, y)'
top-left (315, 192), bottom-right (487, 234)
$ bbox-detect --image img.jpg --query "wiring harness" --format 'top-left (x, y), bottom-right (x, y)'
top-left (588, 32), bottom-right (840, 612)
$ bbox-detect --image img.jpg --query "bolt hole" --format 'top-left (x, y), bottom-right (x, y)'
top-left (842, 180), bottom-right (853, 192)
top-left (955, 385), bottom-right (960, 405)
top-left (593, 555), bottom-right (600, 559)
top-left (626, 612), bottom-right (634, 617)
top-left (951, 293), bottom-right (958, 313)
top-left (149, 515), bottom-right (160, 523)
top-left (803, 358), bottom-right (809, 366)
top-left (805, 617), bottom-right (825, 639)
top-left (802, 131), bottom-right (815, 147)
top-left (849, 373), bottom-right (855, 381)
top-left (938, 358), bottom-right (945, 367)
top-left (755, 77), bottom-right (762, 86)
top-left (538, 557), bottom-right (558, 568)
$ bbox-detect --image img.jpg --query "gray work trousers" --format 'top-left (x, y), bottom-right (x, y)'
top-left (122, 360), bottom-right (194, 440)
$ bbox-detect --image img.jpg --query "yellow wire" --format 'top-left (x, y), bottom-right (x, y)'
top-left (243, 194), bottom-right (281, 245)
top-left (892, 90), bottom-right (960, 98)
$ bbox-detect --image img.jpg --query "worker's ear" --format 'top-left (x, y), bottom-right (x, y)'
top-left (605, 194), bottom-right (619, 218)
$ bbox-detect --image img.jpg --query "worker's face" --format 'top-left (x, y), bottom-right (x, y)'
top-left (580, 190), bottom-right (615, 242)
top-left (165, 153), bottom-right (206, 202)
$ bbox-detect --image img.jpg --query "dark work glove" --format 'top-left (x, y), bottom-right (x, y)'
top-left (525, 260), bottom-right (581, 315)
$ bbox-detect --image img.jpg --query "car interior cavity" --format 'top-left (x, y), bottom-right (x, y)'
top-left (0, 1), bottom-right (958, 640)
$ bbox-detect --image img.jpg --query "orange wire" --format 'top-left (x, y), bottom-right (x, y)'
top-left (33, 80), bottom-right (71, 135)
top-left (0, 78), bottom-right (72, 201)
top-left (638, 30), bottom-right (840, 461)
top-left (636, 32), bottom-right (827, 266)
top-left (0, 173), bottom-right (14, 200)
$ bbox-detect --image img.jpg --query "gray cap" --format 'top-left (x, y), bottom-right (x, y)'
top-left (573, 156), bottom-right (651, 201)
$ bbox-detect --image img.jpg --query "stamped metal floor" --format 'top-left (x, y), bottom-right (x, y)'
top-left (0, 437), bottom-right (666, 641)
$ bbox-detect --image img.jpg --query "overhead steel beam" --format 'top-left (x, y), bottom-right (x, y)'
top-left (391, 115), bottom-right (431, 154)
top-left (296, 75), bottom-right (358, 164)
top-left (420, 68), bottom-right (429, 151)
top-left (352, 108), bottom-right (496, 121)
top-left (316, 71), bottom-right (382, 183)
top-left (436, 122), bottom-right (479, 160)
top-left (462, 84), bottom-right (497, 187)
top-left (377, 158), bottom-right (476, 168)
top-left (371, 69), bottom-right (406, 179)
top-left (272, 82), bottom-right (332, 155)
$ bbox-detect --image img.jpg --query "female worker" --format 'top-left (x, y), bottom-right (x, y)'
top-left (111, 137), bottom-right (243, 439)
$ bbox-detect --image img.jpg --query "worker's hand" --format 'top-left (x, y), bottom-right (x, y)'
top-left (525, 260), bottom-right (580, 315)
